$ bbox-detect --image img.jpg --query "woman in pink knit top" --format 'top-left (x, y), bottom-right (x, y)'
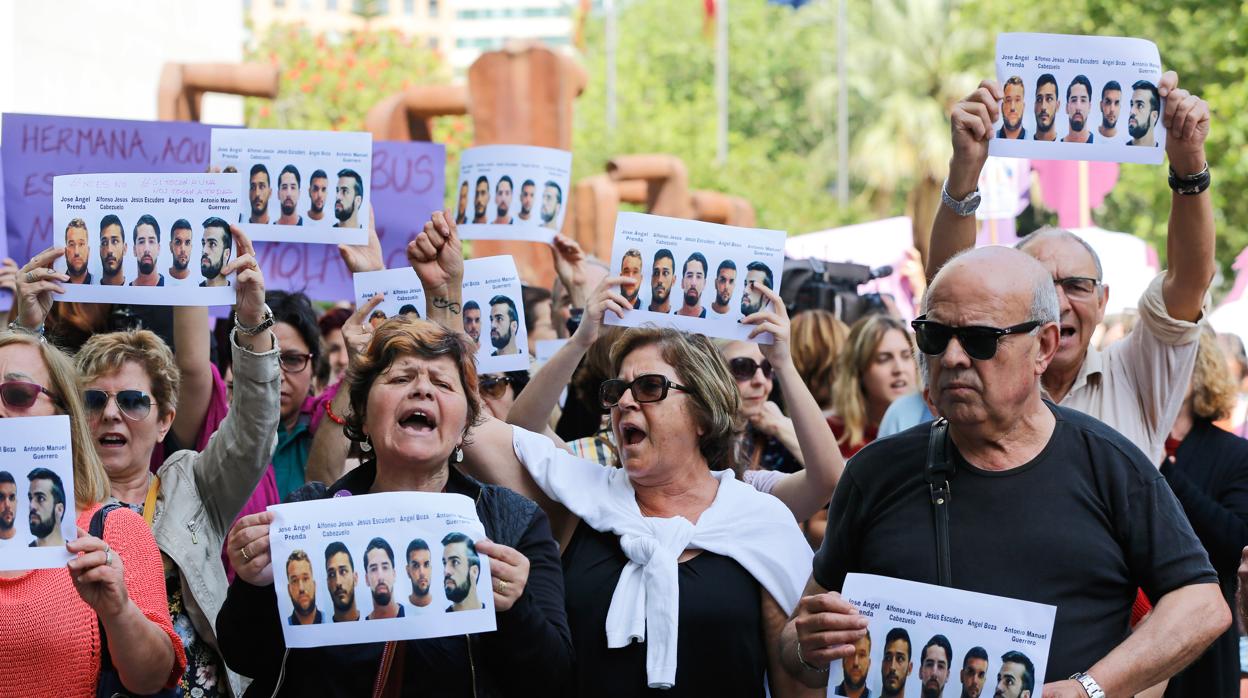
top-left (0, 330), bottom-right (185, 697)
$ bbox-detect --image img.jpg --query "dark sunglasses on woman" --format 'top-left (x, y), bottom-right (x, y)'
top-left (728, 357), bottom-right (772, 382)
top-left (83, 389), bottom-right (153, 421)
top-left (599, 374), bottom-right (691, 410)
top-left (479, 375), bottom-right (512, 400)
top-left (910, 315), bottom-right (1042, 362)
top-left (0, 381), bottom-right (66, 412)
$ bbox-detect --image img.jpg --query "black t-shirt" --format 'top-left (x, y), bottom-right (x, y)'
top-left (813, 403), bottom-right (1216, 680)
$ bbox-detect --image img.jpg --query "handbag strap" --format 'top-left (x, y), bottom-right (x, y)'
top-left (923, 419), bottom-right (953, 587)
top-left (373, 640), bottom-right (407, 698)
top-left (142, 476), bottom-right (161, 527)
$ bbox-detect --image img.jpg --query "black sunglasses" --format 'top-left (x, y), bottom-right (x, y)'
top-left (84, 389), bottom-right (153, 421)
top-left (910, 316), bottom-right (1042, 361)
top-left (0, 381), bottom-right (66, 412)
top-left (479, 375), bottom-right (512, 400)
top-left (599, 374), bottom-right (691, 410)
top-left (728, 357), bottom-right (772, 382)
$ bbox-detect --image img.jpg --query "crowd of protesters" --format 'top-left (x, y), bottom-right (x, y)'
top-left (0, 69), bottom-right (1245, 698)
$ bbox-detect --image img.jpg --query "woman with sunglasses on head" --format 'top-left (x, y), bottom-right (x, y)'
top-left (14, 228), bottom-right (278, 697)
top-left (721, 341), bottom-right (804, 475)
top-left (411, 213), bottom-right (821, 697)
top-left (0, 330), bottom-right (187, 696)
top-left (827, 314), bottom-right (918, 458)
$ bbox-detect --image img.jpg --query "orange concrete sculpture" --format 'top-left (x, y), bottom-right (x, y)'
top-left (363, 85), bottom-right (468, 141)
top-left (157, 63), bottom-right (280, 122)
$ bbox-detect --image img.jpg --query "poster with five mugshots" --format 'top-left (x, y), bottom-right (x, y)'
top-left (991, 33), bottom-right (1166, 164)
top-left (0, 416), bottom-right (76, 571)
top-left (453, 145), bottom-right (571, 243)
top-left (211, 128), bottom-right (372, 244)
top-left (269, 491), bottom-right (495, 647)
top-left (605, 212), bottom-right (786, 342)
top-left (52, 173), bottom-right (242, 306)
top-left (353, 256), bottom-right (529, 373)
top-left (827, 574), bottom-right (1056, 698)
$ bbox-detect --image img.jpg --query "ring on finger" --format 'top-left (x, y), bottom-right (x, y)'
top-left (495, 579), bottom-right (509, 592)
top-left (24, 271), bottom-right (36, 284)
top-left (240, 545), bottom-right (252, 562)
top-left (105, 550), bottom-right (113, 566)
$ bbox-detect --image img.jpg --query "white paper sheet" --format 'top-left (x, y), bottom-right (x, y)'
top-left (453, 145), bottom-right (572, 243)
top-left (211, 128), bottom-right (372, 244)
top-left (604, 212), bottom-right (787, 343)
top-left (0, 416), bottom-right (76, 571)
top-left (353, 255), bottom-right (530, 374)
top-left (53, 173), bottom-right (241, 306)
top-left (990, 33), bottom-right (1165, 164)
top-left (828, 574), bottom-right (1057, 698)
top-left (268, 491), bottom-right (496, 647)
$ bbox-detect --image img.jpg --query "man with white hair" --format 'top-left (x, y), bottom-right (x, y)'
top-left (781, 247), bottom-right (1228, 698)
top-left (928, 71), bottom-right (1214, 467)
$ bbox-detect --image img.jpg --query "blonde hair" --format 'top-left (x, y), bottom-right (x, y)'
top-left (831, 314), bottom-right (915, 447)
top-left (610, 327), bottom-right (742, 471)
top-left (1191, 330), bottom-right (1236, 422)
top-left (75, 330), bottom-right (181, 418)
top-left (791, 309), bottom-right (850, 410)
top-left (0, 331), bottom-right (109, 507)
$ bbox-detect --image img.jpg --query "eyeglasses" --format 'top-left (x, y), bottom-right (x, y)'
top-left (84, 389), bottom-right (153, 421)
top-left (479, 375), bottom-right (512, 400)
top-left (279, 352), bottom-right (314, 373)
top-left (0, 381), bottom-right (66, 412)
top-left (599, 374), bottom-right (692, 410)
top-left (1054, 276), bottom-right (1100, 299)
top-left (728, 357), bottom-right (772, 382)
top-left (911, 315), bottom-right (1042, 361)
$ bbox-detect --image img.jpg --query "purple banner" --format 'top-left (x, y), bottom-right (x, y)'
top-left (2, 113), bottom-right (445, 304)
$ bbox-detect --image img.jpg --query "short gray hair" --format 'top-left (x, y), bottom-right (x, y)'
top-left (1015, 227), bottom-right (1103, 282)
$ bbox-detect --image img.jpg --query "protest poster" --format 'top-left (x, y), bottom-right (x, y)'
top-left (0, 416), bottom-right (76, 571)
top-left (534, 338), bottom-right (568, 364)
top-left (990, 33), bottom-right (1166, 164)
top-left (268, 491), bottom-right (495, 647)
top-left (51, 173), bottom-right (242, 306)
top-left (604, 212), bottom-right (786, 343)
top-left (453, 145), bottom-right (571, 243)
top-left (211, 128), bottom-right (372, 244)
top-left (353, 255), bottom-right (529, 373)
top-left (828, 574), bottom-right (1056, 698)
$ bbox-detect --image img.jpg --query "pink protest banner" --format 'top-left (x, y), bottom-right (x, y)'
top-left (2, 113), bottom-right (444, 305)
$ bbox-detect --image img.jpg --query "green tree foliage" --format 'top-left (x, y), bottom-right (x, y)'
top-left (243, 23), bottom-right (471, 208)
top-left (573, 0), bottom-right (857, 235)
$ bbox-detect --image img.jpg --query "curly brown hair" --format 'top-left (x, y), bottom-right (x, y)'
top-left (342, 318), bottom-right (483, 452)
top-left (1191, 330), bottom-right (1237, 422)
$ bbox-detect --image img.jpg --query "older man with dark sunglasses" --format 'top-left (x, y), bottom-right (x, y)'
top-left (783, 246), bottom-right (1228, 698)
top-left (928, 71), bottom-right (1213, 468)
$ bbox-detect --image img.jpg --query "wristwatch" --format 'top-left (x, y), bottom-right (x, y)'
top-left (1070, 672), bottom-right (1105, 698)
top-left (941, 178), bottom-right (981, 217)
top-left (234, 303), bottom-right (275, 337)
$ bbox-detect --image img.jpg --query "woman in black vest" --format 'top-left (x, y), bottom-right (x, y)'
top-left (214, 318), bottom-right (572, 697)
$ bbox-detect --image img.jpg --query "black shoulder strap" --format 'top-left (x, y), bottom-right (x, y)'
top-left (90, 504), bottom-right (127, 671)
top-left (923, 419), bottom-right (953, 587)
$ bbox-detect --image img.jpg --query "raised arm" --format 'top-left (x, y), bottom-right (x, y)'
top-left (191, 227), bottom-right (281, 533)
top-left (742, 284), bottom-right (845, 521)
top-left (926, 80), bottom-right (1001, 282)
top-left (1158, 71), bottom-right (1215, 322)
top-left (169, 306), bottom-right (213, 447)
top-left (13, 246), bottom-right (69, 331)
top-left (410, 210), bottom-right (464, 330)
top-left (507, 275), bottom-right (632, 439)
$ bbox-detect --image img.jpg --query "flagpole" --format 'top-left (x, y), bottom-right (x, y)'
top-left (716, 0), bottom-right (728, 165)
top-left (836, 0), bottom-right (848, 205)
top-left (605, 0), bottom-right (617, 132)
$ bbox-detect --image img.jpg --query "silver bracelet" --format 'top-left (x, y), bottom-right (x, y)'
top-left (795, 640), bottom-right (829, 674)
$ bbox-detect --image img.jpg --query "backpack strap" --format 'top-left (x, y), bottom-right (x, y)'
top-left (922, 419), bottom-right (954, 587)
